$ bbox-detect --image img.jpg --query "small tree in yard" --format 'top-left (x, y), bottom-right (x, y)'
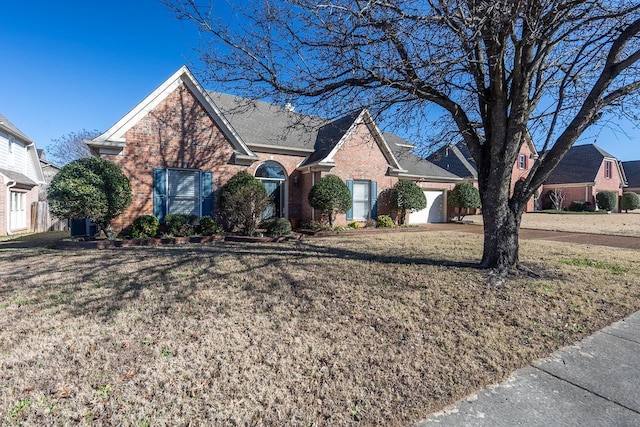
top-left (547, 189), bottom-right (566, 211)
top-left (48, 157), bottom-right (132, 238)
top-left (621, 192), bottom-right (640, 212)
top-left (448, 183), bottom-right (481, 221)
top-left (308, 175), bottom-right (352, 226)
top-left (391, 179), bottom-right (426, 225)
top-left (220, 172), bottom-right (270, 235)
top-left (596, 191), bottom-right (618, 212)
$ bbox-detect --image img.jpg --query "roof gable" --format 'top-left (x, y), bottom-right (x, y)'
top-left (89, 66), bottom-right (257, 161)
top-left (427, 143), bottom-right (478, 179)
top-left (545, 143), bottom-right (618, 185)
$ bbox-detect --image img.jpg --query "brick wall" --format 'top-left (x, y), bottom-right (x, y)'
top-left (0, 175), bottom-right (5, 235)
top-left (100, 83), bottom-right (246, 232)
top-left (321, 121), bottom-right (398, 225)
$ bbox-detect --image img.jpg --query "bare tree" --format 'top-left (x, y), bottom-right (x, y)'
top-left (165, 0), bottom-right (640, 278)
top-left (48, 129), bottom-right (100, 166)
top-left (548, 189), bottom-right (565, 211)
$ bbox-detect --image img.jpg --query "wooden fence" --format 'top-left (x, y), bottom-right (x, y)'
top-left (31, 201), bottom-right (68, 232)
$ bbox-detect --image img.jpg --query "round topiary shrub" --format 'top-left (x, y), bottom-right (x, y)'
top-left (131, 215), bottom-right (159, 238)
top-left (596, 191), bottom-right (617, 211)
top-left (376, 214), bottom-right (395, 228)
top-left (568, 200), bottom-right (586, 212)
top-left (220, 172), bottom-right (270, 236)
top-left (390, 179), bottom-right (427, 225)
top-left (265, 218), bottom-right (292, 237)
top-left (308, 175), bottom-right (352, 226)
top-left (198, 215), bottom-right (221, 236)
top-left (620, 191), bottom-right (640, 212)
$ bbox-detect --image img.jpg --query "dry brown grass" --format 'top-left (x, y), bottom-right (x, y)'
top-left (465, 211), bottom-right (640, 237)
top-left (1, 232), bottom-right (639, 426)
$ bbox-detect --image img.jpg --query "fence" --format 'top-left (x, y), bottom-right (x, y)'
top-left (31, 201), bottom-right (68, 232)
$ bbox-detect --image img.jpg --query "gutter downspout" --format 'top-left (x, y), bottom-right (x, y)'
top-left (6, 180), bottom-right (16, 235)
top-left (311, 170), bottom-right (316, 222)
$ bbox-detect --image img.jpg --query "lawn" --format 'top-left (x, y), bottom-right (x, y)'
top-left (1, 231), bottom-right (639, 426)
top-left (465, 210), bottom-right (640, 237)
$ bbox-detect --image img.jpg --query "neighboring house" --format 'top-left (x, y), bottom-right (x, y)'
top-left (87, 66), bottom-right (460, 232)
top-left (0, 114), bottom-right (45, 235)
top-left (37, 149), bottom-right (62, 200)
top-left (428, 138), bottom-right (539, 212)
top-left (622, 160), bottom-right (640, 194)
top-left (542, 144), bottom-right (626, 211)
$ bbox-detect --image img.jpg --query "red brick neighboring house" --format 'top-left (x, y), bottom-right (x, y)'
top-left (428, 138), bottom-right (539, 212)
top-left (622, 160), bottom-right (640, 195)
top-left (0, 114), bottom-right (45, 235)
top-left (88, 66), bottom-right (460, 232)
top-left (542, 144), bottom-right (626, 211)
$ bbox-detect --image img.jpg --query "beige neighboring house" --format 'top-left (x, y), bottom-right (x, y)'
top-left (0, 114), bottom-right (45, 235)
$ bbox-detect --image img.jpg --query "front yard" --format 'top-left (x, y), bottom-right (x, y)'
top-left (1, 231), bottom-right (639, 426)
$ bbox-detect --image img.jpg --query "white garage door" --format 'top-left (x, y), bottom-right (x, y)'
top-left (408, 190), bottom-right (446, 224)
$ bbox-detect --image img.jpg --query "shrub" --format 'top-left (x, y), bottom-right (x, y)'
top-left (365, 218), bottom-right (377, 228)
top-left (131, 215), bottom-right (159, 238)
top-left (308, 175), bottom-right (352, 226)
top-left (220, 172), bottom-right (270, 235)
top-left (165, 214), bottom-right (198, 236)
top-left (596, 191), bottom-right (617, 211)
top-left (447, 182), bottom-right (481, 220)
top-left (376, 215), bottom-right (395, 228)
top-left (48, 157), bottom-right (132, 238)
top-left (198, 215), bottom-right (221, 236)
top-left (620, 192), bottom-right (640, 212)
top-left (347, 221), bottom-right (361, 229)
top-left (568, 200), bottom-right (586, 212)
top-left (390, 179), bottom-right (427, 225)
top-left (265, 218), bottom-right (292, 237)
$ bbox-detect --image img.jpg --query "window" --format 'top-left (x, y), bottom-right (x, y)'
top-left (255, 161), bottom-right (286, 219)
top-left (153, 168), bottom-right (213, 222)
top-left (9, 191), bottom-right (26, 230)
top-left (347, 180), bottom-right (378, 221)
top-left (605, 161), bottom-right (612, 179)
top-left (168, 170), bottom-right (200, 215)
top-left (518, 154), bottom-right (527, 170)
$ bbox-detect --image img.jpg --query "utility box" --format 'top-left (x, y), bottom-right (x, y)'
top-left (69, 218), bottom-right (98, 238)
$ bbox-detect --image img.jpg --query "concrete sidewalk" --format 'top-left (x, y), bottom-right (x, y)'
top-left (418, 311), bottom-right (640, 426)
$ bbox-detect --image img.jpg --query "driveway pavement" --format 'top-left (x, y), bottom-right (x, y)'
top-left (417, 311), bottom-right (640, 426)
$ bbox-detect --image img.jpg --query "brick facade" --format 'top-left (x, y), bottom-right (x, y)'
top-left (100, 84), bottom-right (246, 232)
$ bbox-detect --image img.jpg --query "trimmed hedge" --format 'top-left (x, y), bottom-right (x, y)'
top-left (131, 215), bottom-right (159, 238)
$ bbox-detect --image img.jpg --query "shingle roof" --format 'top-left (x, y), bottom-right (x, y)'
top-left (385, 133), bottom-right (461, 180)
top-left (0, 167), bottom-right (37, 186)
top-left (544, 144), bottom-right (617, 185)
top-left (427, 142), bottom-right (478, 179)
top-left (300, 110), bottom-right (362, 166)
top-left (208, 92), bottom-right (327, 151)
top-left (622, 160), bottom-right (640, 188)
top-left (0, 113), bottom-right (34, 143)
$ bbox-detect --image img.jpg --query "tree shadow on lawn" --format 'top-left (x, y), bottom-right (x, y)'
top-left (0, 240), bottom-right (481, 326)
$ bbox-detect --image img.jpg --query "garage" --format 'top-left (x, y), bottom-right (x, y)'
top-left (408, 190), bottom-right (446, 224)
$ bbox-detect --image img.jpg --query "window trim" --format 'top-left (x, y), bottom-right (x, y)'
top-left (605, 161), bottom-right (612, 179)
top-left (518, 154), bottom-right (527, 170)
top-left (153, 168), bottom-right (214, 222)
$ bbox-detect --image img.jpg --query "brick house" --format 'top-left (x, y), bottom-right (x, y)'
top-left (87, 66), bottom-right (460, 232)
top-left (542, 144), bottom-right (626, 211)
top-left (622, 160), bottom-right (640, 194)
top-left (0, 114), bottom-right (45, 235)
top-left (427, 137), bottom-right (539, 212)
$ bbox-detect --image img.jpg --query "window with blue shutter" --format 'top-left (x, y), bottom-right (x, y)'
top-left (346, 180), bottom-right (354, 221)
top-left (201, 172), bottom-right (214, 216)
top-left (153, 168), bottom-right (167, 222)
top-left (371, 181), bottom-right (378, 219)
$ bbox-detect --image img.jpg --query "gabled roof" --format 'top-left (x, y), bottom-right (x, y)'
top-left (88, 66), bottom-right (258, 161)
top-left (427, 142), bottom-right (478, 179)
top-left (545, 143), bottom-right (619, 185)
top-left (622, 160), bottom-right (640, 188)
top-left (0, 113), bottom-right (34, 144)
top-left (385, 135), bottom-right (462, 181)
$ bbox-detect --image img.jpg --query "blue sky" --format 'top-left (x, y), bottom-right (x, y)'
top-left (2, 1), bottom-right (640, 162)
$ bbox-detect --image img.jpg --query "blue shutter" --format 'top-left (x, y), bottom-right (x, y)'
top-left (370, 181), bottom-right (378, 219)
top-left (201, 171), bottom-right (214, 217)
top-left (346, 179), bottom-right (354, 221)
top-left (153, 168), bottom-right (167, 222)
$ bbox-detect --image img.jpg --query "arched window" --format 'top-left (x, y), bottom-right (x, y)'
top-left (255, 161), bottom-right (287, 219)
